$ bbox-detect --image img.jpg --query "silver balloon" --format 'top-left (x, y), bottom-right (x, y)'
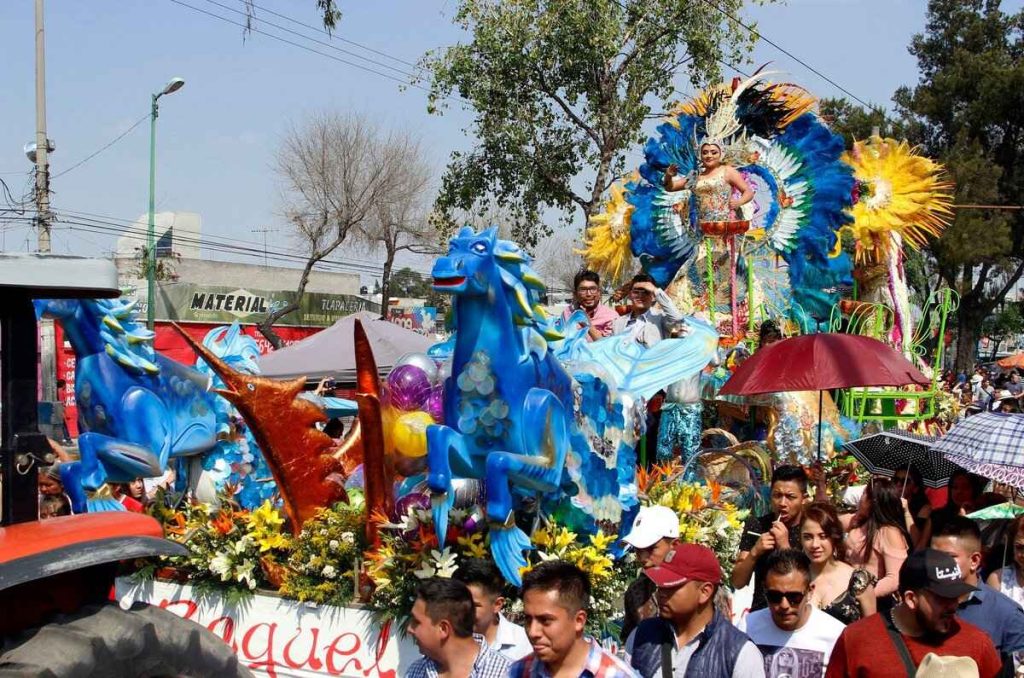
top-left (452, 478), bottom-right (485, 508)
top-left (395, 352), bottom-right (439, 384)
top-left (436, 359), bottom-right (453, 385)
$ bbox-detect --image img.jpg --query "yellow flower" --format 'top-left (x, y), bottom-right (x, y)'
top-left (457, 532), bottom-right (489, 559)
top-left (589, 532), bottom-right (615, 552)
top-left (552, 527), bottom-right (577, 551)
top-left (256, 531), bottom-right (291, 553)
top-left (532, 527), bottom-right (551, 548)
top-left (247, 500), bottom-right (285, 538)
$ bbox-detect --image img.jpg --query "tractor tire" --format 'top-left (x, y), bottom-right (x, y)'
top-left (0, 601), bottom-right (252, 678)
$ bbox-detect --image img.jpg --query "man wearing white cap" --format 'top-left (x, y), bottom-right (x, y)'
top-left (623, 505), bottom-right (680, 569)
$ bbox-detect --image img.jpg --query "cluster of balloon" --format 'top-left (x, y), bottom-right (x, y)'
top-left (381, 352), bottom-right (448, 479)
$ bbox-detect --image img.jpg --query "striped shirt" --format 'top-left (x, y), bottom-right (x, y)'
top-left (405, 635), bottom-right (511, 678)
top-left (509, 638), bottom-right (638, 678)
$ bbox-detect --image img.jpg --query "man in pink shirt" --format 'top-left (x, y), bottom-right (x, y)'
top-left (561, 270), bottom-right (618, 342)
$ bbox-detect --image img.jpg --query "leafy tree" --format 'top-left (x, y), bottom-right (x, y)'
top-left (818, 97), bottom-right (894, 147)
top-left (419, 0), bottom-right (758, 248)
top-left (893, 0), bottom-right (1024, 370)
top-left (390, 267), bottom-right (432, 298)
top-left (982, 302), bottom-right (1024, 359)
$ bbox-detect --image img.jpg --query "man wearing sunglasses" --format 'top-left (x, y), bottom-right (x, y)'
top-left (626, 543), bottom-right (765, 677)
top-left (739, 550), bottom-right (844, 678)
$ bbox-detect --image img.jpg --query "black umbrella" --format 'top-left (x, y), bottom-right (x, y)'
top-left (841, 430), bottom-right (959, 489)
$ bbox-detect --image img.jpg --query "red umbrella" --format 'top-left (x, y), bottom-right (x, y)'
top-left (719, 334), bottom-right (931, 459)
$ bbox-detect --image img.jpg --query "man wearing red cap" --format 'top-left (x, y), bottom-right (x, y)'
top-left (626, 543), bottom-right (765, 677)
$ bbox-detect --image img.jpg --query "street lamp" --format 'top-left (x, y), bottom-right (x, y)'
top-left (146, 77), bottom-right (185, 329)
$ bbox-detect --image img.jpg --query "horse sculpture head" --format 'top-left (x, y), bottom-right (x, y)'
top-left (431, 226), bottom-right (563, 341)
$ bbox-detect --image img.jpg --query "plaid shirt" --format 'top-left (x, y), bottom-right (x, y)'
top-left (405, 635), bottom-right (511, 678)
top-left (508, 638), bottom-right (638, 678)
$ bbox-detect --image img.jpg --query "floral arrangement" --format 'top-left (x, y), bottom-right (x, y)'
top-left (278, 491), bottom-right (368, 606)
top-left (641, 462), bottom-right (749, 580)
top-left (152, 496), bottom-right (292, 600)
top-left (363, 501), bottom-right (635, 636)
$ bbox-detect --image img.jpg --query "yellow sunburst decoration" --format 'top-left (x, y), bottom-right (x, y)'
top-left (579, 178), bottom-right (635, 285)
top-left (844, 136), bottom-right (954, 263)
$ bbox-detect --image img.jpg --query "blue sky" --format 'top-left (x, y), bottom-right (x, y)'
top-left (1, 0), bottom-right (1013, 279)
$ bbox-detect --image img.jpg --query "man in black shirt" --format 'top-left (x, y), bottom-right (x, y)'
top-left (732, 465), bottom-right (808, 613)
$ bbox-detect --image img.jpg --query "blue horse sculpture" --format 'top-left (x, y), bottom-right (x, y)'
top-left (38, 298), bottom-right (218, 494)
top-left (426, 227), bottom-right (719, 583)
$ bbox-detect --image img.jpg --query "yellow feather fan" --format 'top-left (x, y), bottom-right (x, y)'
top-left (843, 136), bottom-right (954, 263)
top-left (579, 179), bottom-right (635, 285)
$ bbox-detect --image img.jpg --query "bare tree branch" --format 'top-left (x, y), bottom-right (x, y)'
top-left (258, 113), bottom-right (404, 348)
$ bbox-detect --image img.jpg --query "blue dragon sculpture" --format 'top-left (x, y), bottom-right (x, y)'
top-left (426, 227), bottom-right (719, 584)
top-left (37, 298), bottom-right (218, 496)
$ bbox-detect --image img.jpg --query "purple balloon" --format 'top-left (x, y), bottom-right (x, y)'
top-left (424, 385), bottom-right (445, 422)
top-left (387, 364), bottom-right (432, 411)
top-left (393, 491), bottom-right (431, 525)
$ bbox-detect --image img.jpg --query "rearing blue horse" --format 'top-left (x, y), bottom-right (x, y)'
top-left (427, 227), bottom-right (719, 583)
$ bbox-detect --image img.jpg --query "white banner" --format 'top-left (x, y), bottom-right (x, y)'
top-left (115, 578), bottom-right (420, 678)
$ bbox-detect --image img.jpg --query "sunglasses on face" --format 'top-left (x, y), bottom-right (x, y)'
top-left (764, 590), bottom-right (805, 606)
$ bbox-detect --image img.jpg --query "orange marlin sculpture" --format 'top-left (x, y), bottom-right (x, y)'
top-left (172, 321), bottom-right (392, 541)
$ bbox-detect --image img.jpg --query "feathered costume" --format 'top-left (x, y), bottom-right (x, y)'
top-left (842, 136), bottom-right (953, 357)
top-left (582, 73), bottom-right (856, 336)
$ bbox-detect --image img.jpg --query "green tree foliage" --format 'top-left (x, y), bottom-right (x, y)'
top-left (419, 0), bottom-right (758, 248)
top-left (818, 97), bottom-right (892, 148)
top-left (982, 302), bottom-right (1024, 359)
top-left (893, 0), bottom-right (1024, 370)
top-left (390, 267), bottom-right (433, 298)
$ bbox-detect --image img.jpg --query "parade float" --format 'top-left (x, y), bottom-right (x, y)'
top-left (31, 73), bottom-right (958, 677)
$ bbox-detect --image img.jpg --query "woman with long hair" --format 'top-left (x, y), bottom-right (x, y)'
top-left (931, 469), bottom-right (985, 529)
top-left (841, 477), bottom-right (911, 606)
top-left (893, 464), bottom-right (933, 550)
top-left (986, 515), bottom-right (1024, 611)
top-left (801, 501), bottom-right (876, 624)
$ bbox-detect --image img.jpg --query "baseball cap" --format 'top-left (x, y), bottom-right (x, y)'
top-left (898, 549), bottom-right (977, 599)
top-left (644, 543), bottom-right (722, 587)
top-left (623, 506), bottom-right (680, 549)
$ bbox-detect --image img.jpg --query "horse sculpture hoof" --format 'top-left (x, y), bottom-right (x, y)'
top-left (431, 491), bottom-right (454, 544)
top-left (490, 524), bottom-right (533, 586)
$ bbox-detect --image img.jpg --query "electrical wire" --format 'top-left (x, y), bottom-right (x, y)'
top-left (51, 114), bottom-right (150, 179)
top-left (167, 0), bottom-right (466, 104)
top-left (241, 0), bottom-right (421, 68)
top-left (199, 0), bottom-right (417, 79)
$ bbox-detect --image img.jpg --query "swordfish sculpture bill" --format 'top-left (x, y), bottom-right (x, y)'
top-left (426, 226), bottom-right (719, 584)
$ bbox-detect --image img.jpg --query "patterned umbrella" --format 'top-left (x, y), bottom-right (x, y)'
top-left (842, 430), bottom-right (958, 489)
top-left (932, 412), bottom-right (1024, 489)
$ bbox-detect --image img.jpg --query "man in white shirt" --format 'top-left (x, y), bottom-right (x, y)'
top-left (739, 549), bottom-right (845, 678)
top-left (454, 557), bottom-right (532, 661)
top-left (611, 273), bottom-right (684, 347)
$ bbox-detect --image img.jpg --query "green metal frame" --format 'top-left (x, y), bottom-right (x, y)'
top-left (838, 288), bottom-right (959, 423)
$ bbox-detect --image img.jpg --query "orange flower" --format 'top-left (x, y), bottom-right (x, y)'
top-left (165, 512), bottom-right (187, 537)
top-left (368, 508), bottom-right (391, 527)
top-left (212, 510), bottom-right (235, 536)
top-left (709, 480), bottom-right (722, 504)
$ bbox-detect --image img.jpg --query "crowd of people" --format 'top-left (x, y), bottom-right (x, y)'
top-left (404, 463), bottom-right (1024, 677)
top-left (945, 366), bottom-right (1024, 415)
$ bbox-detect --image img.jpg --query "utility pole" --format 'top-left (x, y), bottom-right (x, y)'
top-left (252, 226), bottom-right (278, 268)
top-left (34, 0), bottom-right (51, 252)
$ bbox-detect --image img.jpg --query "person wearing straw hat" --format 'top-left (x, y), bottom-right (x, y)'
top-left (824, 549), bottom-right (1001, 677)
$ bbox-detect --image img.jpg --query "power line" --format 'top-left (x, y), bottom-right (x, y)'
top-left (694, 0), bottom-right (883, 114)
top-left (242, 0), bottom-right (420, 68)
top-left (199, 0), bottom-right (418, 79)
top-left (167, 0), bottom-right (464, 104)
top-left (51, 114), bottom-right (150, 179)
top-left (4, 207), bottom-right (436, 276)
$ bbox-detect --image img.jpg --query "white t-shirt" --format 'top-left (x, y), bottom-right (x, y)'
top-left (738, 607), bottom-right (845, 678)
